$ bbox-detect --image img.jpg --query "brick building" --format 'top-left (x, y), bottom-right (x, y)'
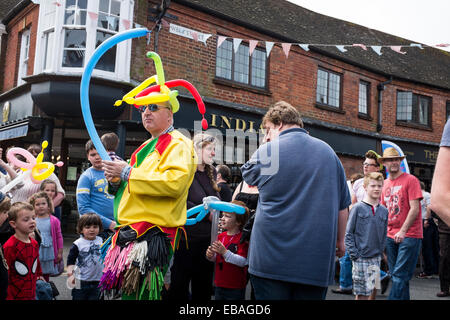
top-left (0, 0), bottom-right (449, 206)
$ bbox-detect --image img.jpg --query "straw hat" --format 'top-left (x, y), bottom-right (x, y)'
top-left (379, 147), bottom-right (405, 162)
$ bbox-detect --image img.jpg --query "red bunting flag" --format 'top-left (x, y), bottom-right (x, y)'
top-left (192, 31), bottom-right (199, 42)
top-left (390, 46), bottom-right (406, 54)
top-left (435, 43), bottom-right (450, 47)
top-left (352, 43), bottom-right (367, 50)
top-left (282, 43), bottom-right (292, 58)
top-left (122, 19), bottom-right (130, 30)
top-left (249, 40), bottom-right (258, 56)
top-left (217, 36), bottom-right (227, 48)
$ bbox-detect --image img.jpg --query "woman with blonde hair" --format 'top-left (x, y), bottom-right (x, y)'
top-left (169, 132), bottom-right (220, 300)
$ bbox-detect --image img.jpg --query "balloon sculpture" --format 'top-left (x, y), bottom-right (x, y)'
top-left (1, 141), bottom-right (64, 193)
top-left (80, 28), bottom-right (208, 162)
top-left (186, 196), bottom-right (246, 244)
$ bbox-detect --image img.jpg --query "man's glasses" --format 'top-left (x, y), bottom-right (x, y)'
top-left (138, 104), bottom-right (169, 113)
top-left (363, 163), bottom-right (378, 167)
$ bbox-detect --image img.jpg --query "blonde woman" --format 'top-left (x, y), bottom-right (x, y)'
top-left (169, 133), bottom-right (220, 301)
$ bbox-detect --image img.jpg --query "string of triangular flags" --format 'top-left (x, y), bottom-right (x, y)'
top-left (163, 22), bottom-right (450, 57)
top-left (32, 0), bottom-right (450, 56)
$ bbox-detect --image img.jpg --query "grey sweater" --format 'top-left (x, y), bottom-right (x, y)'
top-left (345, 201), bottom-right (388, 260)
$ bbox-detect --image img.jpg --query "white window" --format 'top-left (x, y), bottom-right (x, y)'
top-left (35, 0), bottom-right (134, 82)
top-left (18, 29), bottom-right (31, 85)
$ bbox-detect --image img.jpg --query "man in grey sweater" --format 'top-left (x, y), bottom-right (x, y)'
top-left (345, 172), bottom-right (388, 300)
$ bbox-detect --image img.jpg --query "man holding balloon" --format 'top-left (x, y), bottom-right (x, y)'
top-left (100, 99), bottom-right (197, 300)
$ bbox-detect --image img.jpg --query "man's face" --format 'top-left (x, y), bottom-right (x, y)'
top-left (363, 158), bottom-right (379, 175)
top-left (383, 158), bottom-right (403, 175)
top-left (364, 179), bottom-right (383, 200)
top-left (140, 103), bottom-right (172, 136)
top-left (87, 149), bottom-right (103, 170)
top-left (263, 121), bottom-right (282, 143)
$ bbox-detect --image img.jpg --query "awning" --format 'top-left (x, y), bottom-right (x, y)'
top-left (0, 122), bottom-right (29, 141)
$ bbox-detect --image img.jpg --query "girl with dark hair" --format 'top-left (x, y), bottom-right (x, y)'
top-left (169, 133), bottom-right (220, 301)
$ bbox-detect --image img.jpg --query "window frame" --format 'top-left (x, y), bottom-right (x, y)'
top-left (358, 80), bottom-right (372, 120)
top-left (34, 0), bottom-right (134, 82)
top-left (315, 67), bottom-right (344, 113)
top-left (17, 29), bottom-right (31, 86)
top-left (446, 100), bottom-right (450, 121)
top-left (396, 90), bottom-right (432, 129)
top-left (215, 38), bottom-right (269, 90)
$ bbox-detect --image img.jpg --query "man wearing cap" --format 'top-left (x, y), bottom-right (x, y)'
top-left (379, 147), bottom-right (423, 300)
top-left (100, 100), bottom-right (197, 300)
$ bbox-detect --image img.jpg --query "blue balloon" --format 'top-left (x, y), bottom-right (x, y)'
top-left (209, 201), bottom-right (246, 214)
top-left (185, 200), bottom-right (246, 226)
top-left (80, 28), bottom-right (150, 160)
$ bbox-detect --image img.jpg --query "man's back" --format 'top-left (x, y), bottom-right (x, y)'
top-left (242, 127), bottom-right (351, 287)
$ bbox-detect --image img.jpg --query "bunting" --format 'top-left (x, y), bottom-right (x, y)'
top-left (160, 22), bottom-right (449, 59)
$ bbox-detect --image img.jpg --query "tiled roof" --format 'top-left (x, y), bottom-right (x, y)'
top-left (0, 0), bottom-right (24, 22)
top-left (174, 0), bottom-right (450, 90)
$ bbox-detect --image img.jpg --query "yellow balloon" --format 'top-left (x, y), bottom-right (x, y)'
top-left (31, 162), bottom-right (54, 181)
top-left (133, 92), bottom-right (170, 106)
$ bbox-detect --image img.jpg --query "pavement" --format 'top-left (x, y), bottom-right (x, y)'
top-left (50, 233), bottom-right (450, 301)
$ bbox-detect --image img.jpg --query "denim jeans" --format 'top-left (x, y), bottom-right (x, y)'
top-left (250, 274), bottom-right (327, 300)
top-left (339, 251), bottom-right (353, 289)
top-left (339, 251), bottom-right (388, 289)
top-left (386, 237), bottom-right (422, 300)
top-left (72, 281), bottom-right (101, 300)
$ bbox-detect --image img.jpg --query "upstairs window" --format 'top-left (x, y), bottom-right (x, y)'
top-left (35, 0), bottom-right (134, 81)
top-left (446, 101), bottom-right (450, 121)
top-left (397, 91), bottom-right (431, 127)
top-left (62, 0), bottom-right (87, 68)
top-left (215, 39), bottom-right (267, 89)
top-left (17, 29), bottom-right (31, 85)
top-left (316, 68), bottom-right (341, 109)
top-left (358, 80), bottom-right (370, 115)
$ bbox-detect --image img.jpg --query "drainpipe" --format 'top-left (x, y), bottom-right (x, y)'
top-left (376, 77), bottom-right (393, 132)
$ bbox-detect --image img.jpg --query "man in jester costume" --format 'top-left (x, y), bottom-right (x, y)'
top-left (99, 52), bottom-right (207, 300)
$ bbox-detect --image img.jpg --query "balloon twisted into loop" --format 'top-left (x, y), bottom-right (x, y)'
top-left (113, 51), bottom-right (208, 130)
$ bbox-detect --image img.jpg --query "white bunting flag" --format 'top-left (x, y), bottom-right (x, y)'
top-left (298, 44), bottom-right (310, 51)
top-left (336, 45), bottom-right (347, 52)
top-left (265, 41), bottom-right (274, 57)
top-left (410, 43), bottom-right (424, 49)
top-left (233, 38), bottom-right (243, 53)
top-left (371, 46), bottom-right (382, 55)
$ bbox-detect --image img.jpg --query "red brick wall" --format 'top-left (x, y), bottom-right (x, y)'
top-left (134, 2), bottom-right (450, 145)
top-left (2, 3), bottom-right (39, 92)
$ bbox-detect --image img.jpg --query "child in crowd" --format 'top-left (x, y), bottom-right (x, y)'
top-left (3, 202), bottom-right (43, 300)
top-left (67, 213), bottom-right (104, 300)
top-left (101, 132), bottom-right (124, 161)
top-left (40, 179), bottom-right (62, 221)
top-left (344, 172), bottom-right (388, 300)
top-left (29, 191), bottom-right (64, 281)
top-left (206, 200), bottom-right (250, 300)
top-left (0, 192), bottom-right (11, 300)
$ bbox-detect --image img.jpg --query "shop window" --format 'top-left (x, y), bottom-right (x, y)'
top-left (358, 80), bottom-right (370, 115)
top-left (215, 39), bottom-right (267, 89)
top-left (396, 91), bottom-right (431, 127)
top-left (316, 68), bottom-right (342, 109)
top-left (17, 29), bottom-right (30, 85)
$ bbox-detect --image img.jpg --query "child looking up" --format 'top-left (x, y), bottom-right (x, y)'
top-left (29, 192), bottom-right (63, 281)
top-left (345, 172), bottom-right (388, 300)
top-left (206, 200), bottom-right (250, 300)
top-left (67, 213), bottom-right (104, 300)
top-left (40, 179), bottom-right (62, 221)
top-left (3, 202), bottom-right (43, 300)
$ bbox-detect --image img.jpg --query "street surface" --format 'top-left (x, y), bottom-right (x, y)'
top-left (51, 234), bottom-right (449, 301)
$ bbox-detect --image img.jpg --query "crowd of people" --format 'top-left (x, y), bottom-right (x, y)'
top-left (0, 100), bottom-right (449, 301)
